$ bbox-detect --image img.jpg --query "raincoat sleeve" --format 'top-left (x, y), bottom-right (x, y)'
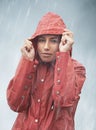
top-left (52, 52), bottom-right (86, 107)
top-left (7, 57), bottom-right (38, 112)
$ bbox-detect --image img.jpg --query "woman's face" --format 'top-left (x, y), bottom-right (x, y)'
top-left (37, 34), bottom-right (60, 62)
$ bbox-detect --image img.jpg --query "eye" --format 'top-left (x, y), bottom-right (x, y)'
top-left (38, 38), bottom-right (45, 43)
top-left (50, 39), bottom-right (59, 43)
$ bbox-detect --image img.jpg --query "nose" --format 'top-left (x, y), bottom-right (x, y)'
top-left (44, 40), bottom-right (50, 50)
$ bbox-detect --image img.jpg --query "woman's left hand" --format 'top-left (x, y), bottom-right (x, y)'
top-left (59, 29), bottom-right (74, 52)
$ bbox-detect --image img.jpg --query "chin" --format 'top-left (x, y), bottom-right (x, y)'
top-left (41, 57), bottom-right (56, 63)
top-left (42, 59), bottom-right (52, 63)
top-left (39, 55), bottom-right (56, 63)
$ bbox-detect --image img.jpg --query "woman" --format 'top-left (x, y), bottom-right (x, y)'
top-left (7, 12), bottom-right (86, 130)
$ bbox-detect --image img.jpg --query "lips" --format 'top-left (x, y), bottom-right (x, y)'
top-left (41, 53), bottom-right (52, 57)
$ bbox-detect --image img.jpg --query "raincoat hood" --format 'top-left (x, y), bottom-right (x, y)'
top-left (30, 12), bottom-right (66, 41)
top-left (30, 12), bottom-right (72, 56)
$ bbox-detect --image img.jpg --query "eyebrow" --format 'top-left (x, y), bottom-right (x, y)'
top-left (38, 35), bottom-right (60, 39)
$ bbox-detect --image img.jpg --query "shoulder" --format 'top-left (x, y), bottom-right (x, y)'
top-left (72, 58), bottom-right (86, 74)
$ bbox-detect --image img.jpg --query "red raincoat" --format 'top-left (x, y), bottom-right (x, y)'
top-left (7, 12), bottom-right (86, 130)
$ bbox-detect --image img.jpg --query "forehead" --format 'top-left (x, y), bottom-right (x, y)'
top-left (38, 34), bottom-right (60, 39)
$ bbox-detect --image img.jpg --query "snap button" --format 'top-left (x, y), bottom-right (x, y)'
top-left (35, 119), bottom-right (39, 123)
top-left (28, 75), bottom-right (32, 79)
top-left (51, 105), bottom-right (54, 110)
top-left (56, 91), bottom-right (60, 95)
top-left (57, 56), bottom-right (60, 59)
top-left (21, 95), bottom-right (25, 99)
top-left (57, 79), bottom-right (60, 84)
top-left (24, 85), bottom-right (28, 90)
top-left (57, 68), bottom-right (61, 71)
top-left (33, 64), bottom-right (37, 68)
top-left (37, 99), bottom-right (41, 103)
top-left (41, 78), bottom-right (44, 82)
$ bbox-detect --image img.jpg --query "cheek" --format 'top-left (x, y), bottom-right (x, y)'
top-left (37, 43), bottom-right (42, 52)
top-left (53, 45), bottom-right (59, 52)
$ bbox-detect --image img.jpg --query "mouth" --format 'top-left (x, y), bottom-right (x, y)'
top-left (41, 53), bottom-right (52, 57)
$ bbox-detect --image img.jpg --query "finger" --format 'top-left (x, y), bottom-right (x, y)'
top-left (61, 35), bottom-right (73, 45)
top-left (64, 35), bottom-right (74, 45)
top-left (21, 48), bottom-right (28, 58)
top-left (27, 37), bottom-right (32, 41)
top-left (61, 34), bottom-right (69, 44)
top-left (24, 40), bottom-right (33, 52)
top-left (21, 46), bottom-right (27, 54)
top-left (24, 39), bottom-right (32, 46)
top-left (21, 45), bottom-right (30, 55)
top-left (21, 46), bottom-right (34, 61)
top-left (63, 29), bottom-right (73, 37)
top-left (62, 32), bottom-right (73, 38)
top-left (61, 36), bottom-right (66, 45)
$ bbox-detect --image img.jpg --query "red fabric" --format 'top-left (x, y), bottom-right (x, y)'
top-left (7, 12), bottom-right (86, 130)
top-left (31, 12), bottom-right (66, 40)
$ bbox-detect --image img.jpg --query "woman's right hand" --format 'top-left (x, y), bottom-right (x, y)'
top-left (21, 39), bottom-right (35, 61)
